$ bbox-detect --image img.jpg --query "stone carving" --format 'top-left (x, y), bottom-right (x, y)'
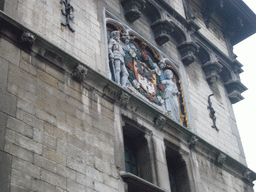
top-left (119, 91), bottom-right (130, 107)
top-left (72, 64), bottom-right (87, 82)
top-left (151, 20), bottom-right (173, 45)
top-left (244, 169), bottom-right (254, 181)
top-left (202, 60), bottom-right (223, 84)
top-left (21, 31), bottom-right (36, 44)
top-left (162, 70), bottom-right (179, 122)
top-left (216, 153), bottom-right (226, 164)
top-left (108, 31), bottom-right (128, 87)
top-left (177, 41), bottom-right (199, 66)
top-left (189, 136), bottom-right (198, 149)
top-left (121, 0), bottom-right (146, 22)
top-left (155, 114), bottom-right (166, 130)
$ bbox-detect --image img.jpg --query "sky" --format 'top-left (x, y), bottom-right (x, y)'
top-left (233, 0), bottom-right (256, 189)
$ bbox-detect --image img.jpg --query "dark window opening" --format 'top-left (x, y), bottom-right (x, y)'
top-left (166, 147), bottom-right (191, 192)
top-left (122, 122), bottom-right (153, 183)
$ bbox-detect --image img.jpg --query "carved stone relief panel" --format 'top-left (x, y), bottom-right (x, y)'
top-left (105, 13), bottom-right (189, 127)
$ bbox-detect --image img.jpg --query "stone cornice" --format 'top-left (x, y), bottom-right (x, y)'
top-left (0, 10), bottom-right (255, 185)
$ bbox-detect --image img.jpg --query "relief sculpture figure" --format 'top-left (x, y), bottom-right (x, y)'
top-left (108, 31), bottom-right (128, 87)
top-left (162, 69), bottom-right (180, 121)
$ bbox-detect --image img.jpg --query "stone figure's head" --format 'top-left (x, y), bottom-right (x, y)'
top-left (164, 69), bottom-right (173, 79)
top-left (111, 31), bottom-right (120, 41)
top-left (158, 60), bottom-right (166, 69)
top-left (122, 34), bottom-right (130, 44)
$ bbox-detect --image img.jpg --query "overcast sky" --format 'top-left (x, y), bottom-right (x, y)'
top-left (233, 0), bottom-right (256, 189)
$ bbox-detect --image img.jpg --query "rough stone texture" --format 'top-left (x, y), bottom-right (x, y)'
top-left (0, 151), bottom-right (12, 192)
top-left (194, 153), bottom-right (254, 192)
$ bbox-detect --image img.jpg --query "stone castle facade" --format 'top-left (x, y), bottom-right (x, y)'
top-left (0, 0), bottom-right (256, 191)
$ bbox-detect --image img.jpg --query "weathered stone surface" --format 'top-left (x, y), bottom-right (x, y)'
top-left (11, 169), bottom-right (32, 189)
top-left (0, 111), bottom-right (7, 150)
top-left (0, 90), bottom-right (17, 116)
top-left (0, 57), bottom-right (9, 91)
top-left (0, 151), bottom-right (12, 192)
top-left (34, 154), bottom-right (57, 173)
top-left (12, 157), bottom-right (41, 179)
top-left (41, 169), bottom-right (67, 189)
top-left (4, 142), bottom-right (33, 163)
top-left (5, 129), bottom-right (43, 155)
top-left (0, 38), bottom-right (20, 66)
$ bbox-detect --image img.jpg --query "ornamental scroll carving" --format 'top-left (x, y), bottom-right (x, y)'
top-left (105, 16), bottom-right (189, 127)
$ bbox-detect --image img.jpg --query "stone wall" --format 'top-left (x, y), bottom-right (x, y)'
top-left (193, 152), bottom-right (252, 192)
top-left (184, 61), bottom-right (246, 165)
top-left (0, 38), bottom-right (121, 192)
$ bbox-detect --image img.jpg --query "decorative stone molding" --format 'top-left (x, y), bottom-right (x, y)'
top-left (72, 64), bottom-right (88, 83)
top-left (224, 79), bottom-right (247, 104)
top-left (177, 41), bottom-right (199, 66)
top-left (121, 0), bottom-right (146, 22)
top-left (119, 91), bottom-right (130, 108)
top-left (216, 152), bottom-right (226, 165)
top-left (151, 20), bottom-right (173, 45)
top-left (202, 60), bottom-right (223, 84)
top-left (21, 31), bottom-right (36, 44)
top-left (155, 114), bottom-right (166, 131)
top-left (244, 169), bottom-right (255, 182)
top-left (188, 136), bottom-right (198, 149)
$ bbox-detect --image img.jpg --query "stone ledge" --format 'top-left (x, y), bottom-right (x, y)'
top-left (120, 171), bottom-right (166, 192)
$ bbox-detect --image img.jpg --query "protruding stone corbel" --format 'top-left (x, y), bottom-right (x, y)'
top-left (72, 64), bottom-right (88, 83)
top-left (178, 41), bottom-right (199, 66)
top-left (188, 136), bottom-right (198, 149)
top-left (224, 79), bottom-right (247, 104)
top-left (151, 20), bottom-right (174, 45)
top-left (154, 114), bottom-right (166, 131)
top-left (244, 169), bottom-right (256, 182)
top-left (216, 152), bottom-right (226, 165)
top-left (119, 91), bottom-right (130, 108)
top-left (121, 0), bottom-right (146, 22)
top-left (21, 31), bottom-right (36, 44)
top-left (202, 60), bottom-right (223, 84)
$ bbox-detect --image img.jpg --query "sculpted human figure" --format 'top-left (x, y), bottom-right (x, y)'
top-left (108, 31), bottom-right (128, 87)
top-left (162, 70), bottom-right (180, 121)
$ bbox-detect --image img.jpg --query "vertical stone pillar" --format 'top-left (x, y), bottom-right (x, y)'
top-left (143, 133), bottom-right (157, 184)
top-left (113, 104), bottom-right (125, 170)
top-left (152, 135), bottom-right (171, 191)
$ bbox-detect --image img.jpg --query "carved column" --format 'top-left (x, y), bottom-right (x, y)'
top-left (178, 41), bottom-right (199, 66)
top-left (121, 0), bottom-right (146, 22)
top-left (151, 20), bottom-right (173, 45)
top-left (152, 135), bottom-right (171, 191)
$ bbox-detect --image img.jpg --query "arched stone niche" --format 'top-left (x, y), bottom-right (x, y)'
top-left (105, 14), bottom-right (189, 127)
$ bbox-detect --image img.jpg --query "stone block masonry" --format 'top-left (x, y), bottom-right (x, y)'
top-left (0, 37), bottom-right (119, 192)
